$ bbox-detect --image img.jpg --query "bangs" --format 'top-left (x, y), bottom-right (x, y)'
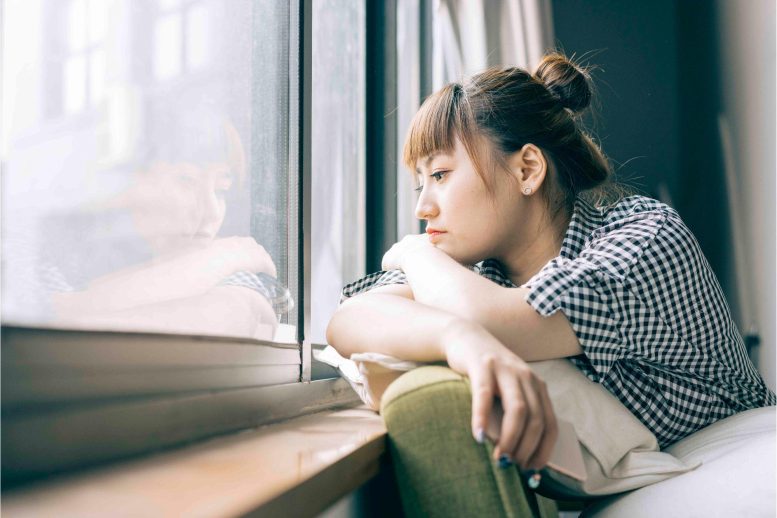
top-left (402, 83), bottom-right (462, 171)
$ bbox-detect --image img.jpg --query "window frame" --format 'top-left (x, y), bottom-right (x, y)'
top-left (0, 0), bottom-right (361, 484)
top-left (365, 0), bottom-right (399, 273)
top-left (2, 325), bottom-right (360, 484)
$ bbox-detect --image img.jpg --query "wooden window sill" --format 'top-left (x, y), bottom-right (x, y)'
top-left (3, 405), bottom-right (387, 517)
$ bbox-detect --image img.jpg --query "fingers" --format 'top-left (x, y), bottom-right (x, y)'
top-left (239, 238), bottom-right (277, 277)
top-left (525, 381), bottom-right (558, 470)
top-left (511, 375), bottom-right (546, 468)
top-left (493, 369), bottom-right (527, 462)
top-left (469, 358), bottom-right (495, 444)
top-left (483, 364), bottom-right (555, 471)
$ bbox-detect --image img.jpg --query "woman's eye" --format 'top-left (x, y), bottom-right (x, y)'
top-left (414, 171), bottom-right (448, 192)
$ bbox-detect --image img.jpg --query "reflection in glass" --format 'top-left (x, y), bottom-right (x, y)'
top-left (154, 13), bottom-right (182, 81)
top-left (186, 3), bottom-right (211, 71)
top-left (64, 55), bottom-right (87, 114)
top-left (2, 0), bottom-right (292, 341)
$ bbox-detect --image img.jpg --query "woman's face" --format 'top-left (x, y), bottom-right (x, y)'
top-left (414, 138), bottom-right (524, 265)
top-left (130, 160), bottom-right (233, 255)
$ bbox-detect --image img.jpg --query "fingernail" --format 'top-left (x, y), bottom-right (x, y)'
top-left (497, 454), bottom-right (513, 469)
top-left (525, 469), bottom-right (542, 489)
top-left (475, 428), bottom-right (485, 444)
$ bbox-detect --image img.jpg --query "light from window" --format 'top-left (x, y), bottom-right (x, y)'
top-left (67, 0), bottom-right (88, 52)
top-left (2, 0), bottom-right (295, 344)
top-left (186, 3), bottom-right (211, 71)
top-left (154, 13), bottom-right (183, 80)
top-left (63, 54), bottom-right (87, 114)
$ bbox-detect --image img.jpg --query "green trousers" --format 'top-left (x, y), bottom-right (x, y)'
top-left (381, 366), bottom-right (558, 518)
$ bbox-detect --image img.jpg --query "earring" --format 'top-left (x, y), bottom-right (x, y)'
top-left (522, 187), bottom-right (532, 195)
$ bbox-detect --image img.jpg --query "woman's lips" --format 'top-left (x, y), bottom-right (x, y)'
top-left (426, 229), bottom-right (446, 242)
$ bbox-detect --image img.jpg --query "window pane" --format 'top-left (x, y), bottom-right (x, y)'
top-left (87, 0), bottom-right (110, 46)
top-left (2, 0), bottom-right (295, 343)
top-left (63, 54), bottom-right (86, 114)
top-left (154, 13), bottom-right (182, 80)
top-left (186, 2), bottom-right (212, 71)
top-left (89, 48), bottom-right (107, 106)
top-left (311, 0), bottom-right (366, 344)
top-left (157, 0), bottom-right (183, 11)
top-left (67, 0), bottom-right (87, 52)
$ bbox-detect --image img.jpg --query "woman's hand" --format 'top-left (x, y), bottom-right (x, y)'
top-left (213, 236), bottom-right (277, 278)
top-left (381, 234), bottom-right (436, 271)
top-left (443, 319), bottom-right (558, 470)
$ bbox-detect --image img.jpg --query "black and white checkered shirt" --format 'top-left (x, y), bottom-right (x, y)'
top-left (341, 195), bottom-right (775, 448)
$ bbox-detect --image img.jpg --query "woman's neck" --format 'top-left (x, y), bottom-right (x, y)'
top-left (499, 206), bottom-right (571, 286)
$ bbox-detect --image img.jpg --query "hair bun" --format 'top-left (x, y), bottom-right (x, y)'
top-left (534, 53), bottom-right (592, 114)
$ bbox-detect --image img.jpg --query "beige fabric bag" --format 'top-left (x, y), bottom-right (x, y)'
top-left (315, 347), bottom-right (699, 497)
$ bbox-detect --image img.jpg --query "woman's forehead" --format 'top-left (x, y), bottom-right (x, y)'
top-left (415, 148), bottom-right (457, 172)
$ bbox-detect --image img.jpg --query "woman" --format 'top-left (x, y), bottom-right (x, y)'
top-left (327, 53), bottom-right (775, 474)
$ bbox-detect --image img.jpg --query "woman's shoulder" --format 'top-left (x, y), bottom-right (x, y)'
top-left (574, 194), bottom-right (692, 279)
top-left (582, 194), bottom-right (685, 241)
top-left (596, 194), bottom-right (679, 225)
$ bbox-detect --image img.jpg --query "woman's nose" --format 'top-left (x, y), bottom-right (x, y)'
top-left (414, 188), bottom-right (438, 220)
top-left (197, 184), bottom-right (225, 237)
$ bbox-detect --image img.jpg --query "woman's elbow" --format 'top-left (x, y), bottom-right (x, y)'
top-left (325, 305), bottom-right (351, 357)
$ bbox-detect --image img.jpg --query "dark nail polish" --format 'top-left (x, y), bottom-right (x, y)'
top-left (498, 454), bottom-right (513, 469)
top-left (525, 469), bottom-right (542, 489)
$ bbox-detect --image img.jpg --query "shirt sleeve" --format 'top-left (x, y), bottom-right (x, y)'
top-left (220, 271), bottom-right (295, 317)
top-left (524, 208), bottom-right (669, 380)
top-left (339, 269), bottom-right (409, 304)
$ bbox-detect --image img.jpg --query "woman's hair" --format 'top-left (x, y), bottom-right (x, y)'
top-left (403, 52), bottom-right (624, 218)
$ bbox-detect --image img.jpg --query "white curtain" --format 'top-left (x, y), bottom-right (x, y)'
top-left (432, 0), bottom-right (555, 88)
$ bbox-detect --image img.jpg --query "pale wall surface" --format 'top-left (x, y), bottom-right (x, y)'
top-left (716, 0), bottom-right (776, 390)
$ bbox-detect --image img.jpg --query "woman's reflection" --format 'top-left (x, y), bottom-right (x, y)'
top-left (49, 116), bottom-right (288, 340)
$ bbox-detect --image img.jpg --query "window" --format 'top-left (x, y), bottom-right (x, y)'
top-left (1, 0), bottom-right (348, 480)
top-left (152, 0), bottom-right (213, 81)
top-left (3, 0), bottom-right (295, 343)
top-left (61, 0), bottom-right (109, 114)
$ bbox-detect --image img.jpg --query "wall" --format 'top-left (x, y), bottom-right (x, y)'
top-left (549, 0), bottom-right (681, 201)
top-left (715, 0), bottom-right (776, 389)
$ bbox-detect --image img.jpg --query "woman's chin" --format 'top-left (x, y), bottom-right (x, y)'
top-left (435, 245), bottom-right (481, 266)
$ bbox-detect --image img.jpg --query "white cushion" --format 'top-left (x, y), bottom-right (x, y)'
top-left (585, 406), bottom-right (776, 517)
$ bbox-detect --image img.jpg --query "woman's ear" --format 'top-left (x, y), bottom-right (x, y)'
top-left (507, 144), bottom-right (547, 195)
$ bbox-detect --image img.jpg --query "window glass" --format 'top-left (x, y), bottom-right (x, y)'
top-left (1, 0), bottom-right (295, 342)
top-left (311, 0), bottom-right (366, 345)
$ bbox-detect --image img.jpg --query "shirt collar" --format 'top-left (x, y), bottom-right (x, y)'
top-left (558, 196), bottom-right (603, 260)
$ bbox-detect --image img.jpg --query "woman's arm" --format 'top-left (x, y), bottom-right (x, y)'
top-left (381, 243), bottom-right (581, 361)
top-left (54, 285), bottom-right (278, 340)
top-left (327, 295), bottom-right (558, 470)
top-left (56, 237), bottom-right (276, 314)
top-left (326, 292), bottom-right (454, 360)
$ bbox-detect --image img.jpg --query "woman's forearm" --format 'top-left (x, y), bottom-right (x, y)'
top-left (326, 293), bottom-right (461, 360)
top-left (400, 246), bottom-right (500, 321)
top-left (396, 246), bottom-right (581, 362)
top-left (53, 286), bottom-right (277, 340)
